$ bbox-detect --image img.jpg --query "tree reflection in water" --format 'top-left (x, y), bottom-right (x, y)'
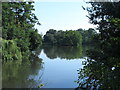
top-left (2, 47), bottom-right (44, 88)
top-left (43, 45), bottom-right (82, 60)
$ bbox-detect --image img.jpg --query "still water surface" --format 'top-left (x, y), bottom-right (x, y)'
top-left (2, 46), bottom-right (86, 88)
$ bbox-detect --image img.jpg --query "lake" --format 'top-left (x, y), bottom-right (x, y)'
top-left (2, 46), bottom-right (87, 88)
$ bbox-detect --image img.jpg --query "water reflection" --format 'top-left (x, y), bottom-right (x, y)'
top-left (2, 49), bottom-right (44, 88)
top-left (39, 46), bottom-right (84, 88)
top-left (2, 45), bottom-right (94, 88)
top-left (43, 46), bottom-right (82, 60)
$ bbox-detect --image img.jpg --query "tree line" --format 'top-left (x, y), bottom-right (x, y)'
top-left (43, 29), bottom-right (82, 46)
top-left (43, 28), bottom-right (97, 46)
top-left (1, 1), bottom-right (98, 63)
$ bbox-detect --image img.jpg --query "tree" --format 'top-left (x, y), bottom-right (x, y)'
top-left (29, 29), bottom-right (42, 50)
top-left (77, 1), bottom-right (120, 89)
top-left (43, 29), bottom-right (57, 45)
top-left (77, 28), bottom-right (97, 45)
top-left (2, 2), bottom-right (42, 61)
top-left (85, 2), bottom-right (120, 67)
top-left (43, 29), bottom-right (82, 46)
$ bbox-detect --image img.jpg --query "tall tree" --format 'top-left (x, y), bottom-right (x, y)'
top-left (2, 2), bottom-right (42, 61)
top-left (77, 1), bottom-right (120, 89)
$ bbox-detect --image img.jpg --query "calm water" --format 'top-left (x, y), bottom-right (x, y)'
top-left (2, 46), bottom-right (86, 88)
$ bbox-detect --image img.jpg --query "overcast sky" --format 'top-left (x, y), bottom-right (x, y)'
top-left (34, 1), bottom-right (96, 35)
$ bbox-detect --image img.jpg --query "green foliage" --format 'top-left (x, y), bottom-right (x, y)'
top-left (77, 2), bottom-right (120, 89)
top-left (37, 84), bottom-right (44, 88)
top-left (77, 28), bottom-right (97, 45)
top-left (85, 2), bottom-right (120, 68)
top-left (43, 28), bottom-right (97, 46)
top-left (2, 2), bottom-right (42, 62)
top-left (76, 48), bottom-right (120, 89)
top-left (1, 38), bottom-right (22, 62)
top-left (29, 29), bottom-right (42, 50)
top-left (2, 2), bottom-right (43, 87)
top-left (43, 29), bottom-right (82, 46)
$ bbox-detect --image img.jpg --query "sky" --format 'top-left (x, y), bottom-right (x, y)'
top-left (34, 1), bottom-right (96, 35)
